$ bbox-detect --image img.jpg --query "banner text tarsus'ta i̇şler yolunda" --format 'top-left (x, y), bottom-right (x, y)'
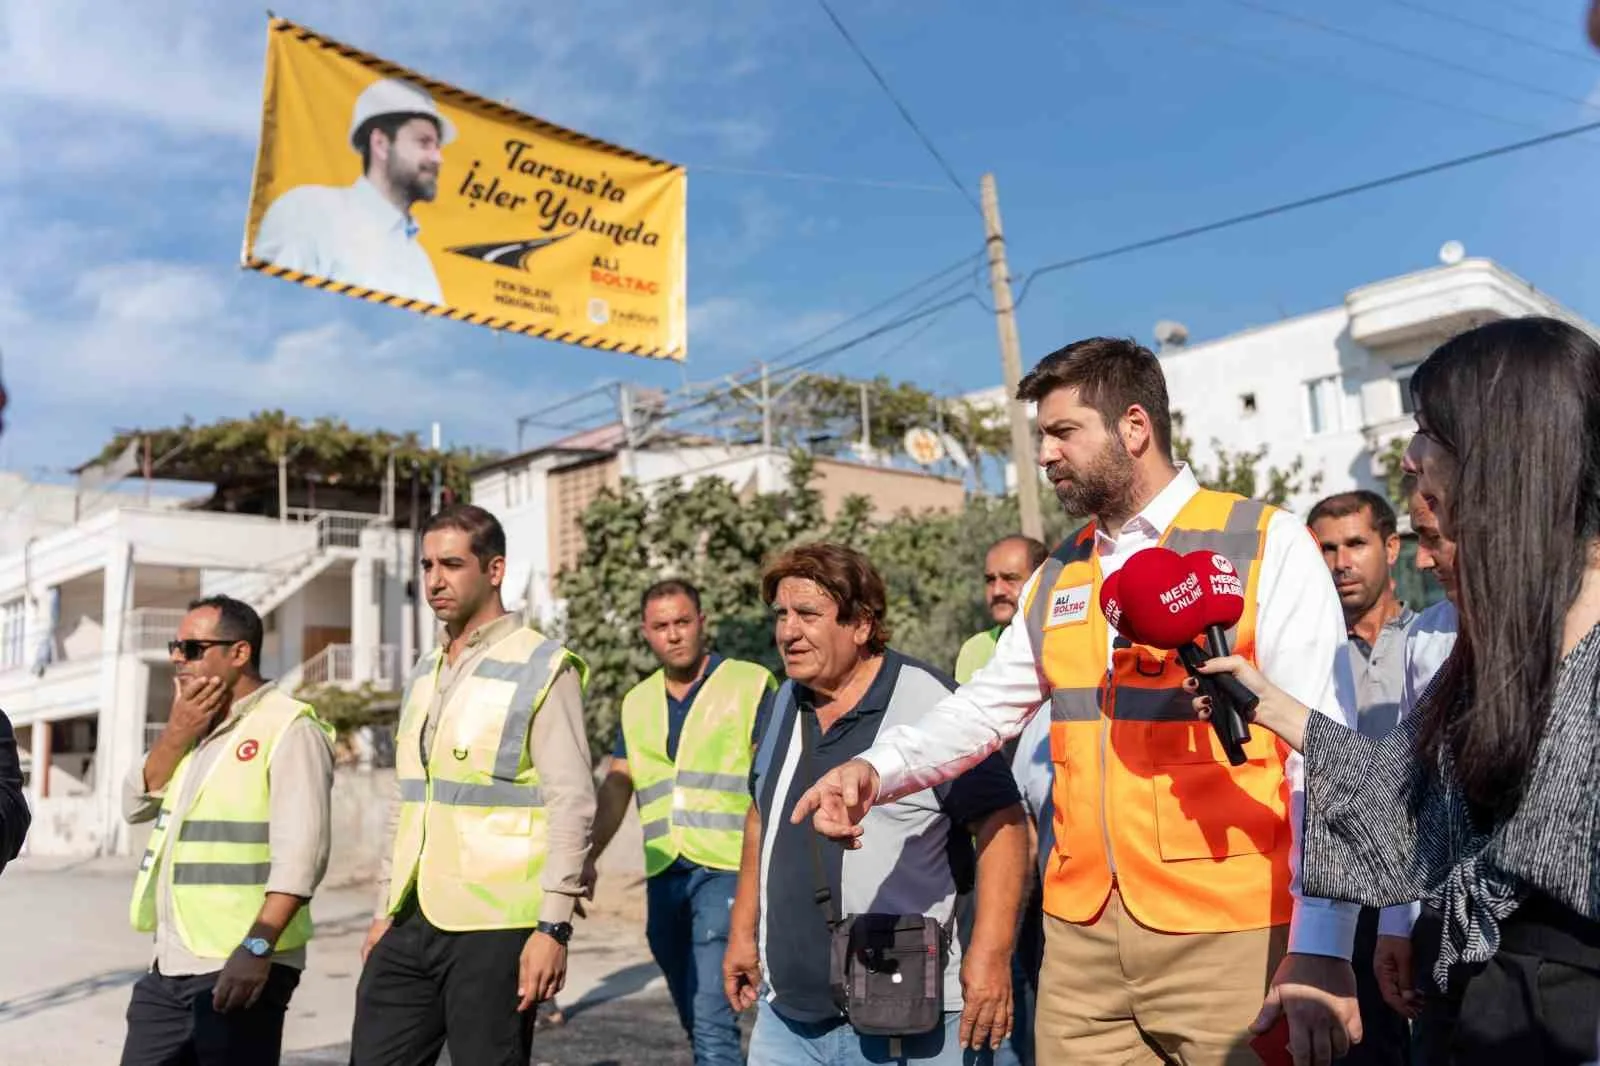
top-left (241, 17), bottom-right (687, 360)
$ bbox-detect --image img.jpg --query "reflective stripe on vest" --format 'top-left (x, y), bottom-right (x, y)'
top-left (386, 624), bottom-right (585, 931)
top-left (1022, 489), bottom-right (1294, 934)
top-left (129, 689), bottom-right (335, 957)
top-left (621, 659), bottom-right (773, 876)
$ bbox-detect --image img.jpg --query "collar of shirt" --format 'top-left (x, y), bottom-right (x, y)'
top-left (669, 652), bottom-right (725, 711)
top-left (793, 650), bottom-right (903, 729)
top-left (435, 612), bottom-right (523, 659)
top-left (352, 176), bottom-right (421, 240)
top-left (1092, 463), bottom-right (1201, 561)
top-left (1348, 603), bottom-right (1417, 660)
top-left (202, 682), bottom-right (274, 744)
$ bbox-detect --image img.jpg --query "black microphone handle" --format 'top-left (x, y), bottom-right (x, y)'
top-left (1204, 624), bottom-right (1260, 720)
top-left (1174, 643), bottom-right (1251, 766)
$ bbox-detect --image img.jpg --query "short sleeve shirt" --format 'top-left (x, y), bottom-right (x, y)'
top-left (748, 650), bottom-right (1021, 1022)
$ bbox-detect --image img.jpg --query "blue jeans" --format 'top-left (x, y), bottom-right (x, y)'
top-left (749, 1001), bottom-right (996, 1066)
top-left (645, 865), bottom-right (742, 1066)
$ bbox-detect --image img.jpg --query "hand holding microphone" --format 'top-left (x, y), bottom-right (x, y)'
top-left (1100, 548), bottom-right (1254, 766)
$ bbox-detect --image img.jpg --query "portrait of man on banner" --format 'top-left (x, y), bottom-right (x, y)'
top-left (254, 78), bottom-right (453, 305)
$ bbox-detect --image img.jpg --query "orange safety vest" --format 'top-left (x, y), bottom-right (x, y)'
top-left (1023, 488), bottom-right (1294, 934)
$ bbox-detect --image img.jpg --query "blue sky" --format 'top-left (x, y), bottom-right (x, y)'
top-left (3, 0), bottom-right (1598, 477)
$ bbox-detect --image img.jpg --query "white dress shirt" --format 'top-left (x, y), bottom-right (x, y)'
top-left (1375, 598), bottom-right (1459, 938)
top-left (253, 177), bottom-right (444, 305)
top-left (861, 465), bottom-right (1361, 958)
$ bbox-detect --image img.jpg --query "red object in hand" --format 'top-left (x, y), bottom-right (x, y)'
top-left (1247, 1015), bottom-right (1294, 1066)
top-left (1185, 550), bottom-right (1246, 631)
top-left (1113, 547), bottom-right (1207, 650)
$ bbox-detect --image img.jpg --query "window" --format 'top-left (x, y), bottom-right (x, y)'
top-left (1304, 375), bottom-right (1343, 436)
top-left (0, 598), bottom-right (24, 670)
top-left (1395, 362), bottom-right (1421, 416)
top-left (1240, 392), bottom-right (1257, 415)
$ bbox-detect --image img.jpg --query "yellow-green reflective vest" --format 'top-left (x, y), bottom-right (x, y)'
top-left (386, 623), bottom-right (587, 931)
top-left (129, 688), bottom-right (335, 957)
top-left (620, 658), bottom-right (774, 876)
top-left (955, 626), bottom-right (1002, 685)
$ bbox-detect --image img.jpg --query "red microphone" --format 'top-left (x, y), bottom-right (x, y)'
top-left (1109, 547), bottom-right (1253, 765)
top-left (1186, 550), bottom-right (1246, 658)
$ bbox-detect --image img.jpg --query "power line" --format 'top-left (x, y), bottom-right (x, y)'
top-left (1382, 0), bottom-right (1598, 62)
top-left (1478, 0), bottom-right (1586, 32)
top-left (725, 250), bottom-right (984, 380)
top-left (682, 162), bottom-right (955, 193)
top-left (1014, 115), bottom-right (1600, 307)
top-left (1224, 0), bottom-right (1600, 112)
top-left (1074, 0), bottom-right (1600, 145)
top-left (779, 287), bottom-right (977, 376)
top-left (813, 0), bottom-right (983, 216)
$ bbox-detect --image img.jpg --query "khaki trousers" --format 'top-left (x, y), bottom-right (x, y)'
top-left (1037, 888), bottom-right (1288, 1065)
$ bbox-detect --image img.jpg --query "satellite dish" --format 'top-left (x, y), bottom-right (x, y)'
top-left (903, 426), bottom-right (945, 466)
top-left (939, 433), bottom-right (971, 471)
top-left (1439, 240), bottom-right (1465, 266)
top-left (1154, 320), bottom-right (1189, 350)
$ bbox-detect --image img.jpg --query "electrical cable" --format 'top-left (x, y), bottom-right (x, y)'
top-left (1014, 115), bottom-right (1600, 307)
top-left (814, 0), bottom-right (984, 215)
top-left (680, 162), bottom-right (956, 193)
top-left (1381, 0), bottom-right (1597, 62)
top-left (1073, 0), bottom-right (1600, 144)
top-left (1224, 0), bottom-right (1600, 111)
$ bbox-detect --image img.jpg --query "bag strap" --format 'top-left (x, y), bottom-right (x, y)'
top-left (799, 708), bottom-right (841, 930)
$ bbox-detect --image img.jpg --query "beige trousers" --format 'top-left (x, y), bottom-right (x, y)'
top-left (1036, 888), bottom-right (1288, 1065)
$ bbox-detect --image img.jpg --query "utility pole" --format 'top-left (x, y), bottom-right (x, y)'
top-left (981, 172), bottom-right (1043, 541)
top-left (858, 382), bottom-right (871, 460)
top-left (429, 423), bottom-right (443, 514)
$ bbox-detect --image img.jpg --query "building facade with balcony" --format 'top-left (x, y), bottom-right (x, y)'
top-left (471, 439), bottom-right (967, 624)
top-left (0, 502), bottom-right (420, 857)
top-left (965, 256), bottom-right (1596, 517)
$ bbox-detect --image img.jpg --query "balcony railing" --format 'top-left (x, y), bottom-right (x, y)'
top-left (280, 643), bottom-right (400, 695)
top-left (123, 608), bottom-right (189, 656)
top-left (284, 507), bottom-right (383, 550)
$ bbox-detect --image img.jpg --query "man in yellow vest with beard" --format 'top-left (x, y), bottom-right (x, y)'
top-left (352, 504), bottom-right (596, 1066)
top-left (584, 579), bottom-right (775, 1066)
top-left (122, 595), bottom-right (335, 1066)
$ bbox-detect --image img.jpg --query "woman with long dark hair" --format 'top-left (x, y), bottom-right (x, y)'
top-left (1193, 316), bottom-right (1600, 1063)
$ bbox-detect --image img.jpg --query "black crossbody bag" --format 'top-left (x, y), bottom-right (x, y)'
top-left (800, 711), bottom-right (947, 1037)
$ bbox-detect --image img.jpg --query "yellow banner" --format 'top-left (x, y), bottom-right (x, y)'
top-left (242, 19), bottom-right (687, 360)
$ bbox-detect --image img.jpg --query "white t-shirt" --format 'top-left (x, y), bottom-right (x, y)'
top-left (254, 177), bottom-right (444, 305)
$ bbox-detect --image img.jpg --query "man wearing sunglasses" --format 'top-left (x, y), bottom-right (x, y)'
top-left (120, 595), bottom-right (336, 1066)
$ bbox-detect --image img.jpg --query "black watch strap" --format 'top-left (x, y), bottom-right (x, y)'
top-left (536, 920), bottom-right (573, 945)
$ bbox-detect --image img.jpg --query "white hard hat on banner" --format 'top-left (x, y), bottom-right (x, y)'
top-left (348, 78), bottom-right (457, 149)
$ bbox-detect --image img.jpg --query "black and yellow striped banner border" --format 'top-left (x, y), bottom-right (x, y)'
top-left (243, 257), bottom-right (684, 361)
top-left (268, 17), bottom-right (683, 176)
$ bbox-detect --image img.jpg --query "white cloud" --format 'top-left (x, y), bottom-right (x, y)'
top-left (0, 0), bottom-right (805, 474)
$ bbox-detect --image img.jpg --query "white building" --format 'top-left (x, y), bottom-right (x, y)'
top-left (1, 500), bottom-right (420, 857)
top-left (967, 257), bottom-right (1596, 516)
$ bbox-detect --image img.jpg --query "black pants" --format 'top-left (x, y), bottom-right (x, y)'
top-left (350, 900), bottom-right (535, 1066)
top-left (1340, 906), bottom-right (1411, 1066)
top-left (1444, 895), bottom-right (1600, 1065)
top-left (120, 964), bottom-right (300, 1066)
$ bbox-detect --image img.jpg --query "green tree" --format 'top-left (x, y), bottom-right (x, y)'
top-left (1376, 436), bottom-right (1410, 508)
top-left (553, 455), bottom-right (1042, 759)
top-left (90, 412), bottom-right (496, 511)
top-left (1170, 411), bottom-right (1322, 507)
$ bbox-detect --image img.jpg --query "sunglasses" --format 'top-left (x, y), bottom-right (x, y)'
top-left (168, 638), bottom-right (239, 661)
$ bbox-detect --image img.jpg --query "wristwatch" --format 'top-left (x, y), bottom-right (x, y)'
top-left (535, 921), bottom-right (573, 946)
top-left (240, 936), bottom-right (273, 958)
